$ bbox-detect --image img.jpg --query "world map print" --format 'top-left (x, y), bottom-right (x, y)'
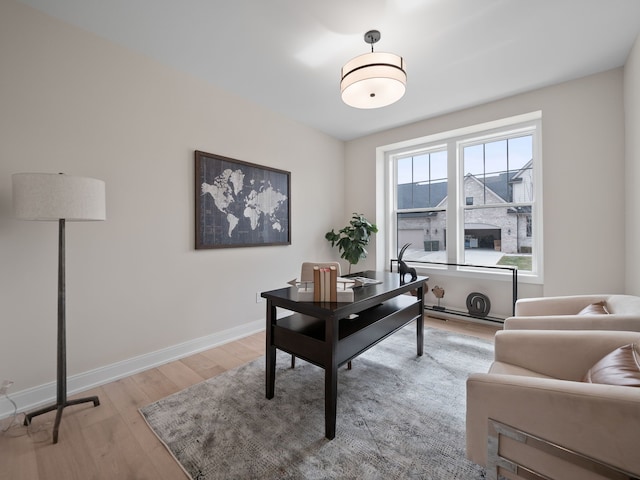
top-left (196, 153), bottom-right (290, 248)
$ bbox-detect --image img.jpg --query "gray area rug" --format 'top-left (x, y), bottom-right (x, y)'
top-left (140, 325), bottom-right (493, 480)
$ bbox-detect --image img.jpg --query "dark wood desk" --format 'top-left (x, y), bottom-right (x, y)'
top-left (261, 271), bottom-right (426, 439)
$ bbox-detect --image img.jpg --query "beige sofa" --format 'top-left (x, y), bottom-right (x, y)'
top-left (504, 294), bottom-right (640, 331)
top-left (466, 330), bottom-right (640, 480)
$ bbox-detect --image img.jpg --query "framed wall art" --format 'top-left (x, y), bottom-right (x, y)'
top-left (195, 150), bottom-right (291, 249)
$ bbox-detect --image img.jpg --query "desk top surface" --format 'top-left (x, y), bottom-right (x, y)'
top-left (261, 270), bottom-right (427, 318)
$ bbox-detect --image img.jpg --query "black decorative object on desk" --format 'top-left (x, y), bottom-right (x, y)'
top-left (397, 243), bottom-right (417, 282)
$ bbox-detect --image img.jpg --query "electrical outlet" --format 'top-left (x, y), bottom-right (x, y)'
top-left (256, 292), bottom-right (264, 303)
top-left (0, 380), bottom-right (13, 396)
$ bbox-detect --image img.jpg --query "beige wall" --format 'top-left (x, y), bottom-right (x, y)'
top-left (345, 69), bottom-right (626, 309)
top-left (625, 34), bottom-right (640, 295)
top-left (0, 1), bottom-right (344, 397)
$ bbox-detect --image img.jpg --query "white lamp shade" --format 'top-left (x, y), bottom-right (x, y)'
top-left (341, 52), bottom-right (406, 109)
top-left (12, 173), bottom-right (106, 221)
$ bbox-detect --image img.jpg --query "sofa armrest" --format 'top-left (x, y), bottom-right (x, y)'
top-left (504, 314), bottom-right (640, 331)
top-left (514, 295), bottom-right (606, 316)
top-left (466, 373), bottom-right (640, 476)
top-left (493, 330), bottom-right (640, 380)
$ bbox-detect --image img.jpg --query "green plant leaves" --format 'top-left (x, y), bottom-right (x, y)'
top-left (325, 213), bottom-right (378, 266)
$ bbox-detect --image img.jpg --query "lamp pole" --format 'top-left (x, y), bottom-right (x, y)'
top-left (23, 218), bottom-right (100, 444)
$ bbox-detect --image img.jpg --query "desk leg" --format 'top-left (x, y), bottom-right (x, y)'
top-left (265, 300), bottom-right (276, 399)
top-left (417, 284), bottom-right (424, 356)
top-left (325, 316), bottom-right (339, 440)
top-left (325, 363), bottom-right (338, 440)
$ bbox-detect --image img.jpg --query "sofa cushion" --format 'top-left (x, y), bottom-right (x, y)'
top-left (605, 294), bottom-right (640, 315)
top-left (583, 342), bottom-right (640, 386)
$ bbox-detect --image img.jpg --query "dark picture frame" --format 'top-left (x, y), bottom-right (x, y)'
top-left (195, 150), bottom-right (291, 249)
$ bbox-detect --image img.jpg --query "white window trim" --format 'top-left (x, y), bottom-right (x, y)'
top-left (376, 111), bottom-right (543, 285)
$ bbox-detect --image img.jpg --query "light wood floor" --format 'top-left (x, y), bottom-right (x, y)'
top-left (0, 316), bottom-right (500, 480)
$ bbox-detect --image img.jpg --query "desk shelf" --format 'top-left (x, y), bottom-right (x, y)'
top-left (274, 295), bottom-right (421, 368)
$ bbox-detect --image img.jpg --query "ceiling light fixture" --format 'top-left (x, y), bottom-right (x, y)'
top-left (340, 30), bottom-right (406, 109)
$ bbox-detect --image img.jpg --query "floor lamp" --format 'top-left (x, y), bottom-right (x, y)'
top-left (12, 172), bottom-right (106, 444)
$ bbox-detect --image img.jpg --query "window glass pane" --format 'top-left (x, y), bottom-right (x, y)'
top-left (427, 181), bottom-right (447, 208)
top-left (397, 182), bottom-right (411, 209)
top-left (462, 207), bottom-right (532, 271)
top-left (430, 150), bottom-right (447, 181)
top-left (411, 183), bottom-right (428, 209)
top-left (484, 139), bottom-right (507, 174)
top-left (512, 164), bottom-right (533, 203)
top-left (397, 156), bottom-right (413, 209)
top-left (397, 211), bottom-right (447, 262)
top-left (508, 135), bottom-right (532, 171)
top-left (463, 135), bottom-right (535, 206)
top-left (480, 173), bottom-right (509, 205)
top-left (509, 135), bottom-right (534, 203)
top-left (397, 156), bottom-right (412, 184)
top-left (396, 150), bottom-right (447, 210)
top-left (425, 151), bottom-right (448, 208)
top-left (463, 144), bottom-right (483, 175)
top-left (412, 153), bottom-right (429, 183)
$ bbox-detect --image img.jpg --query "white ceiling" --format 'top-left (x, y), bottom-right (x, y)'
top-left (17, 0), bottom-right (640, 141)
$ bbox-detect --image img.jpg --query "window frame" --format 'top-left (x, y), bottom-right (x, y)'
top-left (382, 112), bottom-right (543, 284)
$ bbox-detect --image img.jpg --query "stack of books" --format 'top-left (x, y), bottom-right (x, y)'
top-left (313, 265), bottom-right (337, 301)
top-left (295, 265), bottom-right (355, 302)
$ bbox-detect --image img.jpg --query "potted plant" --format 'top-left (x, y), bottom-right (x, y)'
top-left (325, 213), bottom-right (378, 274)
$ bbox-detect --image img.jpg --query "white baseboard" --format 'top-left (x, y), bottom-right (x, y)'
top-left (0, 319), bottom-right (265, 419)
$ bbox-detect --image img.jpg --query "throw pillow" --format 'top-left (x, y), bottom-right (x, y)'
top-left (577, 301), bottom-right (609, 315)
top-left (583, 342), bottom-right (640, 386)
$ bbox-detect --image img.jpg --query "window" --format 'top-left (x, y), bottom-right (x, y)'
top-left (397, 150), bottom-right (447, 209)
top-left (388, 113), bottom-right (541, 278)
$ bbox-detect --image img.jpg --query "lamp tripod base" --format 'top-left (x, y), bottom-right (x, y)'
top-left (24, 395), bottom-right (100, 444)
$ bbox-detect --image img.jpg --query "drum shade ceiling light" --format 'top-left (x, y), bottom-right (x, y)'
top-left (340, 30), bottom-right (406, 109)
